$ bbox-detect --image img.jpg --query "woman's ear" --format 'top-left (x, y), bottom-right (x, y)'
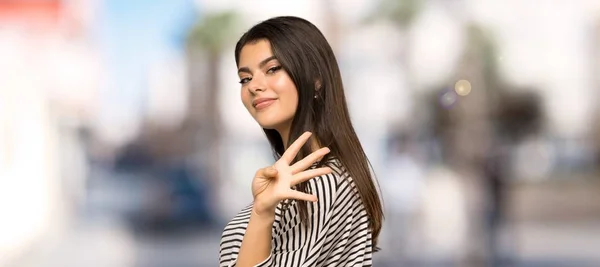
top-left (313, 80), bottom-right (322, 100)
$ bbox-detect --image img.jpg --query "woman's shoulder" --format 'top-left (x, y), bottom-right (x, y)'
top-left (308, 156), bottom-right (359, 197)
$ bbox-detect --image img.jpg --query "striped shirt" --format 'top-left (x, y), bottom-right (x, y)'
top-left (219, 158), bottom-right (373, 267)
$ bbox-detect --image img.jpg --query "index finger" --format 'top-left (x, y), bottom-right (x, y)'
top-left (281, 131), bottom-right (312, 164)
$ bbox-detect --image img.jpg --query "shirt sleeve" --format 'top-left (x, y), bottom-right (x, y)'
top-left (269, 169), bottom-right (373, 267)
top-left (309, 172), bottom-right (373, 267)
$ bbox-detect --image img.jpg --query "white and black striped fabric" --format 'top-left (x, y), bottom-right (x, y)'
top-left (219, 158), bottom-right (373, 267)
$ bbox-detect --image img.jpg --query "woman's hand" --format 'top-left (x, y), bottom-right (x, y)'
top-left (251, 132), bottom-right (332, 216)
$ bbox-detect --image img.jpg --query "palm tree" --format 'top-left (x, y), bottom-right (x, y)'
top-left (424, 23), bottom-right (497, 266)
top-left (363, 0), bottom-right (424, 139)
top-left (361, 1), bottom-right (424, 263)
top-left (592, 19), bottom-right (600, 167)
top-left (432, 23), bottom-right (547, 266)
top-left (186, 11), bottom-right (240, 184)
top-left (365, 0), bottom-right (423, 81)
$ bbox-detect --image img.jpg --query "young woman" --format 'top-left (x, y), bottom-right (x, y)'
top-left (219, 16), bottom-right (384, 267)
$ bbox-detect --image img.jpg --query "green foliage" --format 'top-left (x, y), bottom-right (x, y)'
top-left (187, 11), bottom-right (241, 54)
top-left (364, 0), bottom-right (424, 28)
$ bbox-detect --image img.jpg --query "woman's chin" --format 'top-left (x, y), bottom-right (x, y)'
top-left (259, 124), bottom-right (276, 130)
top-left (255, 119), bottom-right (289, 132)
top-left (257, 122), bottom-right (278, 130)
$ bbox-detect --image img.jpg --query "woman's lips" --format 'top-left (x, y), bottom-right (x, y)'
top-left (253, 98), bottom-right (277, 110)
top-left (255, 99), bottom-right (276, 110)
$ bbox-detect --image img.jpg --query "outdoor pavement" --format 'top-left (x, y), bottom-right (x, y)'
top-left (9, 177), bottom-right (600, 267)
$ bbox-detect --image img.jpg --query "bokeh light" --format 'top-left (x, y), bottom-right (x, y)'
top-left (454, 79), bottom-right (472, 96)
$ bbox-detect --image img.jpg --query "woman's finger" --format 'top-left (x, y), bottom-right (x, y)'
top-left (291, 167), bottom-right (332, 186)
top-left (280, 131), bottom-right (312, 164)
top-left (290, 147), bottom-right (330, 174)
top-left (286, 189), bottom-right (318, 202)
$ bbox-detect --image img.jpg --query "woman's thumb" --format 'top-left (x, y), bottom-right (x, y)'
top-left (265, 166), bottom-right (278, 177)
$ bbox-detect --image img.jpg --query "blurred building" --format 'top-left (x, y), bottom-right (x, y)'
top-left (0, 1), bottom-right (64, 265)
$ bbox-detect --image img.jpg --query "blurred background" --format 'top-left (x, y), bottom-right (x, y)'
top-left (1, 0), bottom-right (600, 266)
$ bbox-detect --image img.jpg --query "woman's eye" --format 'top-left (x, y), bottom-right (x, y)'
top-left (239, 77), bottom-right (251, 84)
top-left (266, 66), bottom-right (282, 74)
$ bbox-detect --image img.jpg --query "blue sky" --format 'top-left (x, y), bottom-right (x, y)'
top-left (95, 0), bottom-right (198, 128)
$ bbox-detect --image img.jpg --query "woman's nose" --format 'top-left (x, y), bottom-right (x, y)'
top-left (247, 74), bottom-right (266, 93)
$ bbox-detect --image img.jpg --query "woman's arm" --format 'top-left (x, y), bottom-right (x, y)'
top-left (233, 163), bottom-right (373, 267)
top-left (234, 132), bottom-right (332, 267)
top-left (235, 209), bottom-right (275, 266)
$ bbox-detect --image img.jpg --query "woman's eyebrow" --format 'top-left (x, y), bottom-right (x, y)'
top-left (238, 55), bottom-right (278, 74)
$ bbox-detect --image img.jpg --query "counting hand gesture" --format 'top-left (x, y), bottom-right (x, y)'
top-left (252, 132), bottom-right (332, 216)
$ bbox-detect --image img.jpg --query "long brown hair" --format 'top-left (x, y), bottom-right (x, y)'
top-left (234, 16), bottom-right (384, 250)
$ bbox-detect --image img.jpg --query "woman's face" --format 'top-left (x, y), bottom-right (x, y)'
top-left (238, 39), bottom-right (298, 133)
